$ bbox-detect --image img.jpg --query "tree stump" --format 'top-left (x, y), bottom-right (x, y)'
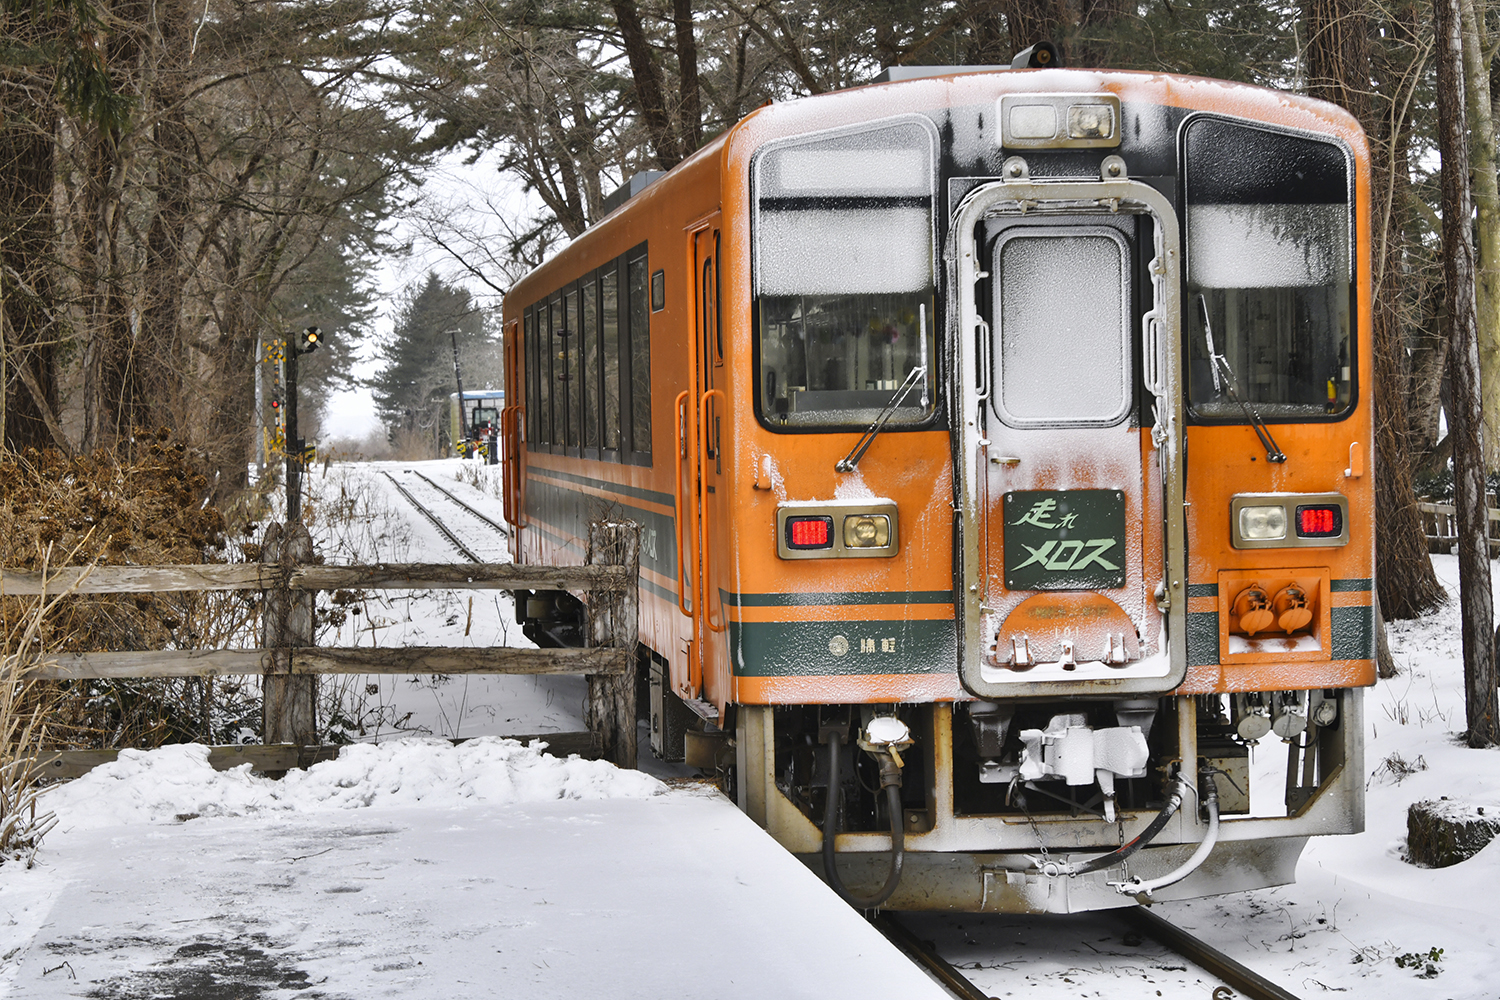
top-left (585, 520), bottom-right (640, 769)
top-left (1406, 798), bottom-right (1500, 867)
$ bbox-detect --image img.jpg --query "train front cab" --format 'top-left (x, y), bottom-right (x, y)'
top-left (716, 73), bottom-right (1374, 913)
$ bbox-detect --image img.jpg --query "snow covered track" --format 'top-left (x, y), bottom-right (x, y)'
top-left (407, 469), bottom-right (510, 539)
top-left (380, 470), bottom-right (485, 562)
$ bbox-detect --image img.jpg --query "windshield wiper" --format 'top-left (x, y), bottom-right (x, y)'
top-left (835, 364), bottom-right (927, 473)
top-left (1198, 294), bottom-right (1286, 464)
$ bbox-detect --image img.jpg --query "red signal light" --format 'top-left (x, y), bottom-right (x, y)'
top-left (1295, 505), bottom-right (1342, 538)
top-left (786, 516), bottom-right (833, 550)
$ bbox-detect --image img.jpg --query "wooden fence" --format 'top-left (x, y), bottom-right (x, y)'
top-left (3, 519), bottom-right (641, 774)
top-left (1417, 501), bottom-right (1500, 555)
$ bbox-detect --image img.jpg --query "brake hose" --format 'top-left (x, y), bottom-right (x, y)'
top-left (821, 730), bottom-right (905, 908)
top-left (1037, 771), bottom-right (1191, 878)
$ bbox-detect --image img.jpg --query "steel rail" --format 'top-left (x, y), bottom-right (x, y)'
top-left (408, 470), bottom-right (511, 537)
top-left (873, 915), bottom-right (992, 1000)
top-left (381, 471), bottom-right (483, 564)
top-left (1120, 905), bottom-right (1303, 1000)
top-left (878, 908), bottom-right (1303, 1000)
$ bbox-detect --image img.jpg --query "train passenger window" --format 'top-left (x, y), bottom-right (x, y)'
top-left (1183, 117), bottom-right (1354, 420)
top-left (752, 115), bottom-right (939, 428)
top-left (602, 268), bottom-right (621, 451)
top-left (540, 299), bottom-right (554, 446)
top-left (524, 308), bottom-right (537, 444)
top-left (629, 255), bottom-right (652, 454)
top-left (583, 277), bottom-right (600, 450)
top-left (992, 226), bottom-right (1131, 428)
top-left (564, 289), bottom-right (580, 448)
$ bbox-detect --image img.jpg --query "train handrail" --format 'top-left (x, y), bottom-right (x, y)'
top-left (673, 389), bottom-right (694, 617)
top-left (699, 389), bottom-right (725, 633)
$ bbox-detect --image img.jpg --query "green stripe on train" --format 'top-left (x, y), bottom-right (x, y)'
top-left (730, 620), bottom-right (956, 676)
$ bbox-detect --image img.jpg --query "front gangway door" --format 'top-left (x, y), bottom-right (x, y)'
top-left (950, 177), bottom-right (1188, 699)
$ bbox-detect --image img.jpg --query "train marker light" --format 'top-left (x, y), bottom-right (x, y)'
top-left (777, 501), bottom-right (899, 559)
top-left (843, 514), bottom-right (890, 548)
top-left (1238, 505), bottom-right (1286, 542)
top-left (1295, 504), bottom-right (1343, 539)
top-left (786, 516), bottom-right (833, 550)
top-left (1231, 494), bottom-right (1349, 547)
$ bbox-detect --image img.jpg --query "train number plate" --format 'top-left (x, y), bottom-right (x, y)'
top-left (1003, 490), bottom-right (1126, 591)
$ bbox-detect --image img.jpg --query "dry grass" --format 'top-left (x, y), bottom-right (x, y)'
top-left (0, 434), bottom-right (260, 752)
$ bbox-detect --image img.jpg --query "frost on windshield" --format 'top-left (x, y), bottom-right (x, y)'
top-left (1183, 117), bottom-right (1354, 419)
top-left (753, 115), bottom-right (939, 428)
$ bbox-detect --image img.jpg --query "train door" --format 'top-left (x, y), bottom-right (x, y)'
top-left (501, 318), bottom-right (524, 546)
top-left (696, 221), bottom-right (729, 706)
top-left (675, 216), bottom-right (725, 703)
top-left (951, 177), bottom-right (1188, 699)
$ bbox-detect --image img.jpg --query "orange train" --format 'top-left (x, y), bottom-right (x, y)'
top-left (500, 62), bottom-right (1373, 912)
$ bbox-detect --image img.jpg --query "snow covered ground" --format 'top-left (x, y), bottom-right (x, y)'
top-left (2, 459), bottom-right (1499, 997)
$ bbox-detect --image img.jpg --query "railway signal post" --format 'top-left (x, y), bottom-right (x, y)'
top-left (284, 326), bottom-right (322, 522)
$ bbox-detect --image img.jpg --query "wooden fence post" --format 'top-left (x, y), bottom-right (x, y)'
top-left (585, 520), bottom-right (640, 768)
top-left (261, 521), bottom-right (318, 751)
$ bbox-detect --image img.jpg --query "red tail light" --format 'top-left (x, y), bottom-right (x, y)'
top-left (786, 516), bottom-right (833, 550)
top-left (1295, 505), bottom-right (1342, 538)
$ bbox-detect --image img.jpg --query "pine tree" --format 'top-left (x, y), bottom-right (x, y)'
top-left (368, 273), bottom-right (494, 449)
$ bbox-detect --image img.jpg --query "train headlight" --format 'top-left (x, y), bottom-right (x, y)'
top-left (1238, 505), bottom-right (1287, 542)
top-left (843, 514), bottom-right (890, 548)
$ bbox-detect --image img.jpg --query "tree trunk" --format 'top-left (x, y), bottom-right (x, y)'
top-left (1436, 0), bottom-right (1499, 746)
top-left (1308, 0), bottom-right (1446, 616)
top-left (1459, 0), bottom-right (1500, 471)
top-left (672, 0), bottom-right (701, 154)
top-left (612, 0), bottom-right (683, 170)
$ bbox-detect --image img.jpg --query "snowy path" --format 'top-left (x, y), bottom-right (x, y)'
top-left (2, 743), bottom-right (948, 999)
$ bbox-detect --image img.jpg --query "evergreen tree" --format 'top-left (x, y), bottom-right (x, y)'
top-left (368, 273), bottom-right (495, 447)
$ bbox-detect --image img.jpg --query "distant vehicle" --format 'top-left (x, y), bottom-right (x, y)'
top-left (449, 389), bottom-right (504, 463)
top-left (499, 58), bottom-right (1373, 913)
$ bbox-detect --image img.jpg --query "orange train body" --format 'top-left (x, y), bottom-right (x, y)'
top-left (500, 67), bottom-right (1374, 913)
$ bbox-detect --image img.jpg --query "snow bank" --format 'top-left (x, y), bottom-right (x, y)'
top-left (43, 738), bottom-right (665, 831)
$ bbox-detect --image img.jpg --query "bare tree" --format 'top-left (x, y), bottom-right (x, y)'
top-left (1435, 0), bottom-right (1498, 746)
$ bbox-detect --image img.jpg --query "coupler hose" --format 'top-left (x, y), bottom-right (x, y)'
top-left (1037, 771), bottom-right (1191, 878)
top-left (821, 730), bottom-right (905, 908)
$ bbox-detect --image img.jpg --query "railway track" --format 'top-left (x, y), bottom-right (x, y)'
top-left (875, 908), bottom-right (1301, 1000)
top-left (407, 469), bottom-right (511, 538)
top-left (380, 470), bottom-right (509, 564)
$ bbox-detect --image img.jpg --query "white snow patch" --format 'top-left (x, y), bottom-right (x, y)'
top-left (43, 738), bottom-right (663, 832)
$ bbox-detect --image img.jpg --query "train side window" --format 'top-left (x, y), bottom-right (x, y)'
top-left (564, 287), bottom-right (581, 449)
top-left (629, 255), bottom-right (652, 456)
top-left (602, 267), bottom-right (621, 452)
top-left (651, 268), bottom-right (665, 311)
top-left (546, 295), bottom-right (558, 443)
top-left (548, 296), bottom-right (563, 447)
top-left (583, 275), bottom-right (601, 451)
top-left (1183, 117), bottom-right (1354, 420)
top-left (524, 307), bottom-right (537, 444)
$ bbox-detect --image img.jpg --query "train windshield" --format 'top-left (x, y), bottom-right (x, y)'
top-left (1183, 118), bottom-right (1354, 420)
top-left (753, 116), bottom-right (939, 428)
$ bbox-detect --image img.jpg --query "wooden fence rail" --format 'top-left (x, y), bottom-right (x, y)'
top-left (1417, 501), bottom-right (1500, 555)
top-left (4, 518), bottom-right (642, 769)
